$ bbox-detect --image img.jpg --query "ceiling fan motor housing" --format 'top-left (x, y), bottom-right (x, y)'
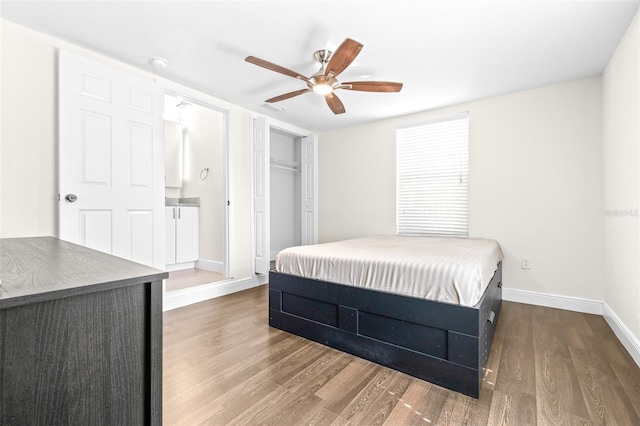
top-left (313, 49), bottom-right (332, 64)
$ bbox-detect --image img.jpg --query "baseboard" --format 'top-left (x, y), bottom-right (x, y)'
top-left (195, 259), bottom-right (224, 273)
top-left (503, 287), bottom-right (640, 368)
top-left (603, 303), bottom-right (640, 367)
top-left (502, 287), bottom-right (603, 315)
top-left (164, 261), bottom-right (196, 272)
top-left (162, 274), bottom-right (269, 312)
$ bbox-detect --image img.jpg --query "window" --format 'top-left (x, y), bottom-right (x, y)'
top-left (396, 112), bottom-right (469, 237)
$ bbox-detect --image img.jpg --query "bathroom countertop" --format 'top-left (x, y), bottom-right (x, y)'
top-left (165, 197), bottom-right (200, 207)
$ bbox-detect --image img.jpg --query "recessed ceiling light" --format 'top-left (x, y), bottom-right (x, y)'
top-left (150, 56), bottom-right (168, 70)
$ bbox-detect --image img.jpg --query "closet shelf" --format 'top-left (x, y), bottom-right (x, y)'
top-left (270, 157), bottom-right (300, 172)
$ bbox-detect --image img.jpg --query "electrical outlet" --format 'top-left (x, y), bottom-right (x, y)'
top-left (521, 257), bottom-right (532, 269)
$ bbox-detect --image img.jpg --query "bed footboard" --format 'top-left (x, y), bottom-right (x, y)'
top-left (268, 262), bottom-right (502, 398)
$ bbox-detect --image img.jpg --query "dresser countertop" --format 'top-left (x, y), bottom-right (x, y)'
top-left (0, 236), bottom-right (167, 309)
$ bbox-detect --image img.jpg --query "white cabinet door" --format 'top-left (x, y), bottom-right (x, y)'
top-left (58, 50), bottom-right (165, 268)
top-left (176, 207), bottom-right (199, 263)
top-left (165, 206), bottom-right (198, 265)
top-left (165, 207), bottom-right (177, 265)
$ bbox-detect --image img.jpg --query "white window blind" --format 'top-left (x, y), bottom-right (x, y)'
top-left (396, 112), bottom-right (469, 237)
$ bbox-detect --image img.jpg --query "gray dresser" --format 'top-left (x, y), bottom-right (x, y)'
top-left (0, 237), bottom-right (167, 425)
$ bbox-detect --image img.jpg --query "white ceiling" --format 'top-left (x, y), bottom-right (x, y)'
top-left (2, 1), bottom-right (639, 132)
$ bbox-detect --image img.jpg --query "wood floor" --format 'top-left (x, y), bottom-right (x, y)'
top-left (163, 285), bottom-right (640, 425)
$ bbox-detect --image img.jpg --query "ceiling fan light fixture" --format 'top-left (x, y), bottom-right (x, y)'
top-left (312, 84), bottom-right (333, 95)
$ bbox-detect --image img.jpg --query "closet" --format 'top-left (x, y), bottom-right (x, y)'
top-left (269, 129), bottom-right (301, 260)
top-left (251, 117), bottom-right (317, 274)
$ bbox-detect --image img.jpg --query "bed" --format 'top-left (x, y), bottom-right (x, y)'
top-left (268, 235), bottom-right (503, 398)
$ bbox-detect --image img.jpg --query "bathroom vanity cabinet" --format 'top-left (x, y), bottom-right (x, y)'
top-left (0, 237), bottom-right (166, 425)
top-left (165, 205), bottom-right (199, 265)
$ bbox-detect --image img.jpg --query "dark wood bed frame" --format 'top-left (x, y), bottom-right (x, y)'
top-left (268, 262), bottom-right (502, 398)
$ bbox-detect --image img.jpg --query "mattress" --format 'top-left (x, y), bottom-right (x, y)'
top-left (275, 235), bottom-right (503, 306)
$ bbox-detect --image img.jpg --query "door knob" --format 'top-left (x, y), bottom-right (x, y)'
top-left (65, 194), bottom-right (78, 203)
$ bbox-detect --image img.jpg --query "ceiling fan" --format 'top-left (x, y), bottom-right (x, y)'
top-left (245, 38), bottom-right (403, 114)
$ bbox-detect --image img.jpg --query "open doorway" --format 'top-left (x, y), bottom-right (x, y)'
top-left (252, 117), bottom-right (317, 274)
top-left (163, 93), bottom-right (228, 292)
top-left (270, 128), bottom-right (302, 266)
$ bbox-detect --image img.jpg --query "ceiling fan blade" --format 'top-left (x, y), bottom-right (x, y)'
top-left (265, 88), bottom-right (311, 103)
top-left (245, 56), bottom-right (309, 82)
top-left (341, 81), bottom-right (403, 92)
top-left (325, 38), bottom-right (363, 78)
top-left (325, 92), bottom-right (346, 114)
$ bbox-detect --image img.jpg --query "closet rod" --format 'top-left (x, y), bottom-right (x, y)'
top-left (269, 157), bottom-right (300, 172)
top-left (270, 163), bottom-right (299, 172)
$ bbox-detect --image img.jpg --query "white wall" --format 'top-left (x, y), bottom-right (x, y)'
top-left (318, 77), bottom-right (604, 302)
top-left (1, 20), bottom-right (66, 237)
top-left (603, 10), bottom-right (640, 341)
top-left (0, 20), bottom-right (254, 279)
top-left (180, 103), bottom-right (225, 263)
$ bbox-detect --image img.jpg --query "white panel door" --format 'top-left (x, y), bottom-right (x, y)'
top-left (252, 117), bottom-right (270, 274)
top-left (300, 135), bottom-right (318, 245)
top-left (59, 50), bottom-right (165, 268)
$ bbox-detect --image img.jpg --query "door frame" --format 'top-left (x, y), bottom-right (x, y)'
top-left (158, 78), bottom-right (231, 279)
top-left (250, 115), bottom-right (318, 274)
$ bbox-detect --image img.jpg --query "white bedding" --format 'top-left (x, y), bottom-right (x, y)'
top-left (275, 235), bottom-right (503, 307)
